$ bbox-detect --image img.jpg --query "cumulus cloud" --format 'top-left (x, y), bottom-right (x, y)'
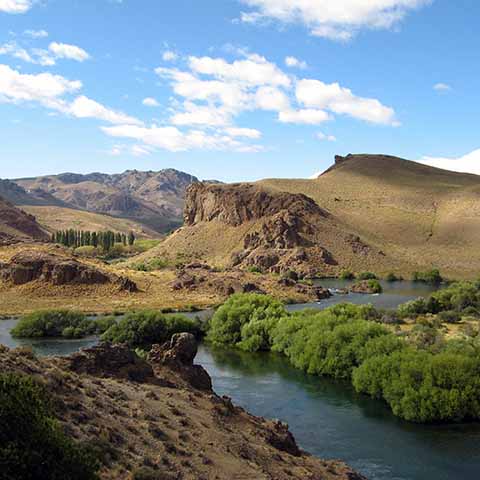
top-left (142, 97), bottom-right (159, 107)
top-left (48, 42), bottom-right (90, 62)
top-left (239, 0), bottom-right (432, 41)
top-left (296, 79), bottom-right (398, 125)
top-left (0, 64), bottom-right (142, 127)
top-left (316, 131), bottom-right (336, 141)
top-left (285, 56), bottom-right (307, 69)
top-left (0, 0), bottom-right (34, 14)
top-left (224, 127), bottom-right (262, 138)
top-left (102, 124), bottom-right (263, 153)
top-left (418, 149), bottom-right (480, 175)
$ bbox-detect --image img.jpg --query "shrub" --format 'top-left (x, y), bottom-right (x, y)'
top-left (438, 310), bottom-right (461, 324)
top-left (412, 269), bottom-right (443, 284)
top-left (339, 270), bottom-right (355, 280)
top-left (0, 373), bottom-right (99, 479)
top-left (12, 310), bottom-right (89, 338)
top-left (357, 272), bottom-right (378, 280)
top-left (366, 279), bottom-right (382, 293)
top-left (385, 272), bottom-right (402, 282)
top-left (101, 311), bottom-right (201, 349)
top-left (207, 293), bottom-right (286, 351)
top-left (247, 265), bottom-right (262, 274)
top-left (397, 298), bottom-right (429, 318)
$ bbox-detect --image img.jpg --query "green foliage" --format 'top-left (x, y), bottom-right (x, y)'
top-left (0, 373), bottom-right (99, 479)
top-left (385, 272), bottom-right (402, 282)
top-left (339, 270), bottom-right (355, 280)
top-left (131, 257), bottom-right (169, 272)
top-left (207, 293), bottom-right (287, 351)
top-left (412, 269), bottom-right (443, 284)
top-left (101, 310), bottom-right (201, 349)
top-left (246, 265), bottom-right (262, 274)
top-left (438, 310), bottom-right (461, 324)
top-left (11, 311), bottom-right (116, 339)
top-left (357, 271), bottom-right (378, 280)
top-left (366, 279), bottom-right (383, 293)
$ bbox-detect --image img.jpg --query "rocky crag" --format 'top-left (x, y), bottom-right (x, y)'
top-left (0, 337), bottom-right (366, 480)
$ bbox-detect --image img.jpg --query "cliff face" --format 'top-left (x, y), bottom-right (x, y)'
top-left (0, 340), bottom-right (366, 480)
top-left (0, 196), bottom-right (49, 244)
top-left (184, 182), bottom-right (328, 227)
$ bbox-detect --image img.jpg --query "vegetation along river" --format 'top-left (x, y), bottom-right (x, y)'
top-left (1, 281), bottom-right (479, 480)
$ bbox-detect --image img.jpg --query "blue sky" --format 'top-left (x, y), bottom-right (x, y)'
top-left (0, 0), bottom-right (479, 181)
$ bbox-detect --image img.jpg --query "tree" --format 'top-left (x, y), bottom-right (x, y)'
top-left (128, 231), bottom-right (136, 246)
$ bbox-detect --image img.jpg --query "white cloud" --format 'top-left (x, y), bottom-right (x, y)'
top-left (109, 144), bottom-right (152, 157)
top-left (68, 95), bottom-right (143, 125)
top-left (188, 53), bottom-right (291, 87)
top-left (0, 64), bottom-right (82, 106)
top-left (0, 41), bottom-right (33, 62)
top-left (296, 79), bottom-right (398, 125)
top-left (278, 108), bottom-right (330, 124)
top-left (224, 127), bottom-right (262, 138)
top-left (142, 97), bottom-right (159, 107)
top-left (316, 131), bottom-right (336, 141)
top-left (0, 0), bottom-right (34, 14)
top-left (170, 101), bottom-right (232, 127)
top-left (49, 42), bottom-right (90, 62)
top-left (101, 124), bottom-right (262, 153)
top-left (162, 50), bottom-right (178, 62)
top-left (285, 56), bottom-right (307, 69)
top-left (239, 0), bottom-right (432, 41)
top-left (418, 149), bottom-right (480, 175)
top-left (24, 29), bottom-right (48, 38)
top-left (255, 86), bottom-right (290, 111)
top-left (433, 82), bottom-right (451, 92)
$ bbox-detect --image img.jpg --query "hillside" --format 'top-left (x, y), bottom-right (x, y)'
top-left (260, 154), bottom-right (480, 278)
top-left (135, 181), bottom-right (392, 277)
top-left (13, 168), bottom-right (199, 234)
top-left (0, 196), bottom-right (49, 244)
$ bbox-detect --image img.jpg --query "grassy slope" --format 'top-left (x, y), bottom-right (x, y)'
top-left (260, 154), bottom-right (480, 278)
top-left (21, 205), bottom-right (160, 239)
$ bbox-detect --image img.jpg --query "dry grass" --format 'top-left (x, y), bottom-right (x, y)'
top-left (22, 205), bottom-right (159, 239)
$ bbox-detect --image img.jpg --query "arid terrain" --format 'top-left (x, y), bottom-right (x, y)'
top-left (0, 337), bottom-right (365, 480)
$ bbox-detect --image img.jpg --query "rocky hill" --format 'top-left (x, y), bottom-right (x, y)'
top-left (260, 153), bottom-right (480, 278)
top-left (0, 337), bottom-right (365, 479)
top-left (0, 195), bottom-right (49, 244)
top-left (137, 181), bottom-right (391, 278)
top-left (13, 169), bottom-right (199, 234)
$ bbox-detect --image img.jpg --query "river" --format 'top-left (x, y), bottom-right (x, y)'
top-left (1, 281), bottom-right (479, 479)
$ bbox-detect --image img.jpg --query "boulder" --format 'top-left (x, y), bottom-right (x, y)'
top-left (267, 420), bottom-right (301, 457)
top-left (67, 343), bottom-right (154, 382)
top-left (149, 334), bottom-right (212, 391)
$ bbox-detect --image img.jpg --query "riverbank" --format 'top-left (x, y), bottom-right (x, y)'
top-left (0, 339), bottom-right (366, 480)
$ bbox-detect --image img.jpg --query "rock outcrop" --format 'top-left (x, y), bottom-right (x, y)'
top-left (149, 333), bottom-right (212, 391)
top-left (0, 250), bottom-right (137, 291)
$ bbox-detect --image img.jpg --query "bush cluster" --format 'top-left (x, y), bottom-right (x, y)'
top-left (101, 310), bottom-right (201, 349)
top-left (11, 311), bottom-right (115, 339)
top-left (207, 292), bottom-right (480, 423)
top-left (0, 373), bottom-right (99, 479)
top-left (412, 269), bottom-right (443, 284)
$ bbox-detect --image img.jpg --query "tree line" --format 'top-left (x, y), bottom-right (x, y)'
top-left (51, 229), bottom-right (135, 251)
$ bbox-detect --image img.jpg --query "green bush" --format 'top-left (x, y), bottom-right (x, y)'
top-left (0, 373), bottom-right (99, 479)
top-left (207, 293), bottom-right (287, 351)
top-left (438, 310), bottom-right (461, 324)
top-left (339, 270), bottom-right (355, 280)
top-left (11, 311), bottom-right (116, 339)
top-left (246, 265), bottom-right (262, 274)
top-left (412, 269), bottom-right (443, 284)
top-left (12, 310), bottom-right (89, 338)
top-left (357, 272), bottom-right (378, 280)
top-left (385, 272), bottom-right (402, 282)
top-left (101, 310), bottom-right (201, 348)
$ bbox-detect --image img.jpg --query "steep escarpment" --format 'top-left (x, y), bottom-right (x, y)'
top-left (0, 196), bottom-right (49, 244)
top-left (141, 182), bottom-right (390, 278)
top-left (0, 339), bottom-right (365, 480)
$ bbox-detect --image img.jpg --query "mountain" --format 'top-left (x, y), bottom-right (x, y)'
top-left (260, 154), bottom-right (480, 278)
top-left (0, 195), bottom-right (49, 244)
top-left (13, 168), bottom-right (199, 234)
top-left (136, 154), bottom-right (480, 279)
top-left (135, 181), bottom-right (391, 278)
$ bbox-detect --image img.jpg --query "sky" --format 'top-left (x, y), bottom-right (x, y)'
top-left (0, 0), bottom-right (479, 182)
